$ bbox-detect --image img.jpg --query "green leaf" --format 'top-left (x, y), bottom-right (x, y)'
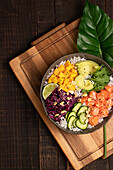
top-left (77, 0), bottom-right (113, 68)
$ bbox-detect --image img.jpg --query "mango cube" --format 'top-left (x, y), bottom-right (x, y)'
top-left (59, 72), bottom-right (65, 78)
top-left (65, 60), bottom-right (71, 67)
top-left (58, 64), bottom-right (65, 72)
top-left (64, 79), bottom-right (70, 85)
top-left (54, 68), bottom-right (59, 75)
top-left (48, 74), bottom-right (56, 83)
top-left (71, 68), bottom-right (76, 73)
top-left (66, 64), bottom-right (74, 71)
top-left (64, 70), bottom-right (70, 78)
top-left (52, 76), bottom-right (59, 84)
top-left (58, 78), bottom-right (64, 85)
top-left (48, 78), bottom-right (52, 83)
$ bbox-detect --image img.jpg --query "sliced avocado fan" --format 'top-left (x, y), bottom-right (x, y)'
top-left (75, 75), bottom-right (94, 90)
top-left (76, 60), bottom-right (99, 76)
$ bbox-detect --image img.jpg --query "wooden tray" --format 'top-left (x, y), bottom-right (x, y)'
top-left (9, 18), bottom-right (113, 170)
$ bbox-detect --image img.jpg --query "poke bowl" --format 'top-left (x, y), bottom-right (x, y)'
top-left (40, 53), bottom-right (113, 134)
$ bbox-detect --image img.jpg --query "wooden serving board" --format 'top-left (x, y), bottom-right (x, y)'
top-left (9, 18), bottom-right (113, 170)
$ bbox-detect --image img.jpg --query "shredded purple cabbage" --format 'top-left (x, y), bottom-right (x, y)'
top-left (45, 87), bottom-right (78, 122)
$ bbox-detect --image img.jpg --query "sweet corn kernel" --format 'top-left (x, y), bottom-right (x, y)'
top-left (61, 110), bottom-right (67, 114)
top-left (82, 93), bottom-right (88, 97)
top-left (88, 98), bottom-right (92, 101)
top-left (55, 114), bottom-right (59, 117)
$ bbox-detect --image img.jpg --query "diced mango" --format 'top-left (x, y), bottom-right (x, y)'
top-left (64, 79), bottom-right (70, 85)
top-left (52, 76), bottom-right (59, 84)
top-left (58, 78), bottom-right (64, 85)
top-left (59, 72), bottom-right (65, 78)
top-left (65, 60), bottom-right (71, 67)
top-left (70, 86), bottom-right (75, 91)
top-left (67, 82), bottom-right (72, 87)
top-left (70, 74), bottom-right (77, 78)
top-left (64, 70), bottom-right (70, 78)
top-left (48, 78), bottom-right (52, 83)
top-left (50, 74), bottom-right (56, 79)
top-left (63, 88), bottom-right (68, 92)
top-left (71, 68), bottom-right (76, 73)
top-left (74, 70), bottom-right (78, 76)
top-left (58, 64), bottom-right (65, 72)
top-left (47, 60), bottom-right (77, 92)
top-left (66, 64), bottom-right (74, 71)
top-left (48, 74), bottom-right (56, 83)
top-left (54, 68), bottom-right (59, 75)
top-left (67, 83), bottom-right (75, 91)
top-left (60, 85), bottom-right (68, 92)
top-left (71, 68), bottom-right (77, 74)
top-left (69, 77), bottom-right (74, 81)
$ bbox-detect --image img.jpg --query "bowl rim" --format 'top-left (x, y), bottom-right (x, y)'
top-left (40, 53), bottom-right (113, 134)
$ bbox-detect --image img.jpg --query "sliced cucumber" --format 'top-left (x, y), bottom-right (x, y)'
top-left (76, 120), bottom-right (88, 130)
top-left (72, 117), bottom-right (78, 127)
top-left (65, 111), bottom-right (70, 120)
top-left (67, 112), bottom-right (76, 122)
top-left (67, 116), bottom-right (76, 129)
top-left (77, 106), bottom-right (88, 116)
top-left (72, 103), bottom-right (82, 113)
top-left (79, 113), bottom-right (88, 124)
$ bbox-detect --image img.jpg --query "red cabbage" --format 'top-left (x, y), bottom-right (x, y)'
top-left (45, 87), bottom-right (78, 122)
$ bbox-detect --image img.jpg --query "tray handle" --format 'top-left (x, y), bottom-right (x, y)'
top-left (31, 23), bottom-right (66, 46)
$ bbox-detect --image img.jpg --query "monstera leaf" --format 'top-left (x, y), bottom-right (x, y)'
top-left (77, 0), bottom-right (113, 68)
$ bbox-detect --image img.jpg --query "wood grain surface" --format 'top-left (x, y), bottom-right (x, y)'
top-left (1, 0), bottom-right (113, 170)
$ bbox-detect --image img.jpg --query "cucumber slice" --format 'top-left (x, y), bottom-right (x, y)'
top-left (65, 111), bottom-right (70, 120)
top-left (72, 117), bottom-right (78, 127)
top-left (67, 116), bottom-right (76, 129)
top-left (76, 120), bottom-right (88, 130)
top-left (72, 103), bottom-right (82, 113)
top-left (67, 112), bottom-right (76, 122)
top-left (79, 113), bottom-right (88, 124)
top-left (77, 106), bottom-right (88, 116)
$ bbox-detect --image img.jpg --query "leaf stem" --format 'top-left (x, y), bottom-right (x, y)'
top-left (100, 50), bottom-right (103, 59)
top-left (104, 124), bottom-right (107, 158)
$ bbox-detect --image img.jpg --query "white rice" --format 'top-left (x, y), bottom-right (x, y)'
top-left (60, 117), bottom-right (67, 128)
top-left (108, 75), bottom-right (113, 85)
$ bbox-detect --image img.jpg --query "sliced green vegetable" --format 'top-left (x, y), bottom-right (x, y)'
top-left (65, 111), bottom-right (70, 120)
top-left (79, 113), bottom-right (88, 124)
top-left (67, 116), bottom-right (76, 129)
top-left (77, 106), bottom-right (88, 116)
top-left (72, 118), bottom-right (78, 128)
top-left (72, 103), bottom-right (82, 113)
top-left (67, 112), bottom-right (76, 122)
top-left (76, 120), bottom-right (88, 130)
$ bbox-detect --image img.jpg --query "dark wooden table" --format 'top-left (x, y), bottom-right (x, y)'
top-left (1, 0), bottom-right (113, 169)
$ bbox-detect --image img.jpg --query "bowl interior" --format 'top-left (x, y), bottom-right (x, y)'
top-left (40, 53), bottom-right (113, 134)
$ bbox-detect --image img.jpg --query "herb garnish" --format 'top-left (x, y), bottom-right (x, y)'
top-left (82, 65), bottom-right (110, 93)
top-left (89, 65), bottom-right (110, 92)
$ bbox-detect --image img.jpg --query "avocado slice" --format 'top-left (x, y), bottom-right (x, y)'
top-left (75, 75), bottom-right (94, 90)
top-left (76, 60), bottom-right (99, 76)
